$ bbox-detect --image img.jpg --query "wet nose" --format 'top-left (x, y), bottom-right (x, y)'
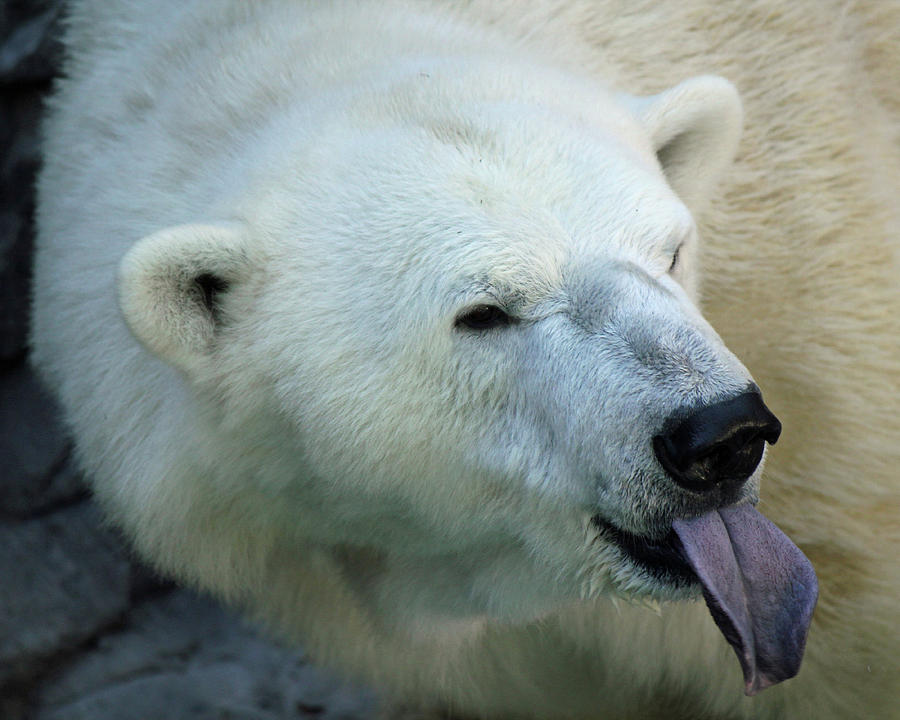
top-left (653, 391), bottom-right (782, 493)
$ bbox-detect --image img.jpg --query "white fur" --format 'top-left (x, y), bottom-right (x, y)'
top-left (31, 2), bottom-right (899, 719)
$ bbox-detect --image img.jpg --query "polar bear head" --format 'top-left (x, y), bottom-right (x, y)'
top-left (117, 63), bottom-right (814, 692)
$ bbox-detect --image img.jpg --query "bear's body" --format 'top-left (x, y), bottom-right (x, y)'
top-left (31, 1), bottom-right (898, 718)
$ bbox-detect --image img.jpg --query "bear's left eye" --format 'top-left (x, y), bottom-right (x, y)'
top-left (668, 244), bottom-right (683, 274)
top-left (455, 304), bottom-right (514, 331)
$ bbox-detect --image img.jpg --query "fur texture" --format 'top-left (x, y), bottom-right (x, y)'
top-left (31, 2), bottom-right (899, 719)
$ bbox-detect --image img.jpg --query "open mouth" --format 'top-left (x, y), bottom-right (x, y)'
top-left (590, 515), bottom-right (697, 589)
top-left (592, 506), bottom-right (818, 696)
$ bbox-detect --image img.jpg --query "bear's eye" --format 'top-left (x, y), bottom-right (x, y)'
top-left (455, 304), bottom-right (513, 331)
top-left (668, 244), bottom-right (683, 274)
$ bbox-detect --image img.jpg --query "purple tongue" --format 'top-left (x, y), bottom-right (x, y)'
top-left (672, 504), bottom-right (818, 695)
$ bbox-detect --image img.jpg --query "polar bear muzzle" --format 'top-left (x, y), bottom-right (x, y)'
top-left (648, 392), bottom-right (816, 695)
top-left (596, 389), bottom-right (816, 695)
top-left (635, 388), bottom-right (815, 696)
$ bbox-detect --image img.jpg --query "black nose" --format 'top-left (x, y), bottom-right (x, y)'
top-left (653, 391), bottom-right (782, 493)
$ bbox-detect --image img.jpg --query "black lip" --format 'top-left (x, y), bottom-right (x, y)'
top-left (591, 515), bottom-right (697, 587)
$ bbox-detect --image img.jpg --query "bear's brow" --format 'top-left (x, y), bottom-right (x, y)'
top-left (663, 214), bottom-right (696, 250)
top-left (455, 273), bottom-right (562, 317)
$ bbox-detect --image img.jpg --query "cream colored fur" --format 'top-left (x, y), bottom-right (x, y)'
top-left (31, 2), bottom-right (899, 719)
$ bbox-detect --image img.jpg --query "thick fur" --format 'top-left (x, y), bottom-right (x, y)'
top-left (31, 2), bottom-right (899, 719)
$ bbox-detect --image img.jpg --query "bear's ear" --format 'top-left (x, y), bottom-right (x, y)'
top-left (118, 223), bottom-right (256, 374)
top-left (630, 75), bottom-right (743, 207)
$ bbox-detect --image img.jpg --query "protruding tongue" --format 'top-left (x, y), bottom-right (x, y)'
top-left (672, 504), bottom-right (818, 695)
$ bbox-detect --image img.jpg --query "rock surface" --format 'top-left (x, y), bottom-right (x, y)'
top-left (0, 3), bottom-right (388, 718)
top-left (0, 363), bottom-right (83, 517)
top-left (33, 591), bottom-right (379, 720)
top-left (0, 503), bottom-right (131, 688)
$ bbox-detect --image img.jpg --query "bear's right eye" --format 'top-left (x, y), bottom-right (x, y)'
top-left (455, 304), bottom-right (514, 331)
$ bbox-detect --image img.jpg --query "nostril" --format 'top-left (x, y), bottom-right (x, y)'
top-left (653, 390), bottom-right (781, 493)
top-left (700, 431), bottom-right (766, 483)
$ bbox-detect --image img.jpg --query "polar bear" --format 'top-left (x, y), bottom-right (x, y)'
top-left (31, 1), bottom-right (898, 719)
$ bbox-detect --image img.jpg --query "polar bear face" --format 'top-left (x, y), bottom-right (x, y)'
top-left (119, 69), bottom-right (769, 623)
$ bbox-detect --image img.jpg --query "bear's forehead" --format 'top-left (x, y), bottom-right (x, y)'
top-left (259, 83), bottom-right (695, 310)
top-left (321, 109), bottom-right (690, 248)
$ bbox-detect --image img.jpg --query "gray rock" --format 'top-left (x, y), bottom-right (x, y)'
top-left (0, 502), bottom-right (131, 686)
top-left (0, 0), bottom-right (64, 363)
top-left (1, 86), bottom-right (46, 363)
top-left (0, 694), bottom-right (31, 720)
top-left (35, 590), bottom-right (381, 720)
top-left (1, 2), bottom-right (64, 363)
top-left (0, 362), bottom-right (82, 517)
top-left (2, 88), bottom-right (53, 359)
top-left (0, 1), bottom-right (63, 85)
top-left (127, 558), bottom-right (177, 602)
top-left (0, 209), bottom-right (32, 363)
